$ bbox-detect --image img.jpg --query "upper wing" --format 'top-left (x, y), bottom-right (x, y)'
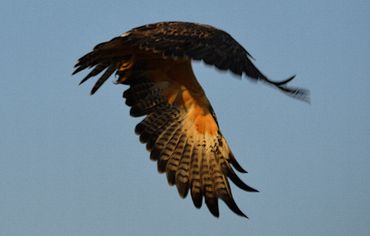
top-left (84, 21), bottom-right (309, 101)
top-left (73, 36), bottom-right (258, 218)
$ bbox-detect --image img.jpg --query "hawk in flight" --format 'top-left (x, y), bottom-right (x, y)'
top-left (73, 21), bottom-right (309, 218)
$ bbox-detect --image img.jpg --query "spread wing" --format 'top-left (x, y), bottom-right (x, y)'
top-left (122, 63), bottom-right (258, 218)
top-left (74, 21), bottom-right (309, 101)
top-left (73, 21), bottom-right (309, 218)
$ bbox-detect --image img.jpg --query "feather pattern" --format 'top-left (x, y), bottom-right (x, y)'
top-left (74, 21), bottom-right (309, 101)
top-left (73, 21), bottom-right (310, 218)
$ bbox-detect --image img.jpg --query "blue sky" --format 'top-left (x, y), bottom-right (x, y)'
top-left (1, 0), bottom-right (369, 235)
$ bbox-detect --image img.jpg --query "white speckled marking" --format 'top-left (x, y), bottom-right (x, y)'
top-left (120, 31), bottom-right (131, 37)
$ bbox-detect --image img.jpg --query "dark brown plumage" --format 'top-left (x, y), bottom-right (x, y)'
top-left (73, 21), bottom-right (309, 218)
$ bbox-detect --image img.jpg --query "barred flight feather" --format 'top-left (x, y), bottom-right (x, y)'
top-left (73, 21), bottom-right (310, 219)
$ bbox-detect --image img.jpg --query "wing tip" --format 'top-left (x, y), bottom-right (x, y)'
top-left (205, 198), bottom-right (220, 218)
top-left (72, 66), bottom-right (83, 76)
top-left (229, 152), bottom-right (248, 173)
top-left (176, 182), bottom-right (190, 199)
top-left (221, 195), bottom-right (249, 219)
top-left (260, 74), bottom-right (311, 103)
top-left (191, 190), bottom-right (203, 209)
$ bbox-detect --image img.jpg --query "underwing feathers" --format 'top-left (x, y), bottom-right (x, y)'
top-left (73, 21), bottom-right (310, 219)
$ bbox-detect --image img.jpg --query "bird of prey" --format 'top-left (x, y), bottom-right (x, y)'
top-left (73, 21), bottom-right (309, 218)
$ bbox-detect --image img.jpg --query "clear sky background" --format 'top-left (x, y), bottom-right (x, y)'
top-left (1, 0), bottom-right (369, 235)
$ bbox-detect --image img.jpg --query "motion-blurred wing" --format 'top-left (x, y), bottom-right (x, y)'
top-left (107, 21), bottom-right (309, 101)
